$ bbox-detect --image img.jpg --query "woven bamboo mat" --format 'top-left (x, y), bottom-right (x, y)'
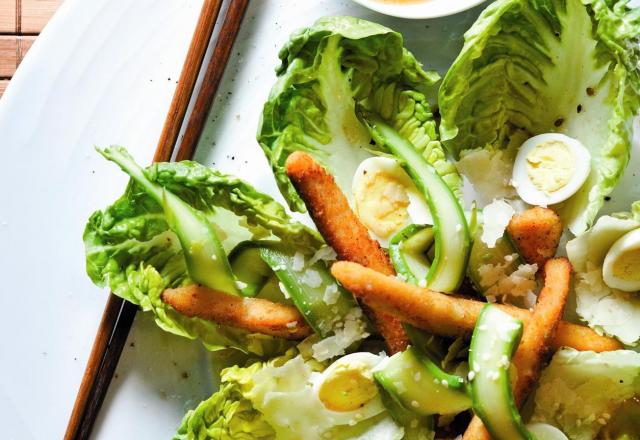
top-left (0, 0), bottom-right (63, 97)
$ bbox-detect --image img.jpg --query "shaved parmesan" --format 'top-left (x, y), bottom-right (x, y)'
top-left (302, 269), bottom-right (323, 288)
top-left (481, 199), bottom-right (515, 248)
top-left (323, 283), bottom-right (340, 305)
top-left (574, 264), bottom-right (640, 345)
top-left (478, 253), bottom-right (538, 304)
top-left (308, 246), bottom-right (337, 266)
top-left (292, 252), bottom-right (306, 272)
top-left (312, 308), bottom-right (369, 362)
top-left (457, 149), bottom-right (517, 204)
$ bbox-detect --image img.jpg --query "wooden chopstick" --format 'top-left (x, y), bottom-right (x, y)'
top-left (63, 0), bottom-right (240, 437)
top-left (176, 0), bottom-right (250, 161)
top-left (70, 299), bottom-right (137, 439)
top-left (154, 0), bottom-right (225, 163)
top-left (64, 295), bottom-right (127, 440)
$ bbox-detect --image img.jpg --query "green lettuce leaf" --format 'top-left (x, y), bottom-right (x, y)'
top-left (379, 389), bottom-right (435, 440)
top-left (566, 201), bottom-right (640, 345)
top-left (246, 353), bottom-right (399, 439)
top-left (439, 0), bottom-right (640, 234)
top-left (530, 348), bottom-right (640, 440)
top-left (258, 16), bottom-right (460, 212)
top-left (174, 383), bottom-right (274, 440)
top-left (148, 160), bottom-right (323, 252)
top-left (173, 350), bottom-right (299, 440)
top-left (84, 151), bottom-right (323, 355)
top-left (174, 349), bottom-right (428, 440)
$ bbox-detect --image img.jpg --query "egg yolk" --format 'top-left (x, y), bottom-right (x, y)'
top-left (526, 140), bottom-right (575, 194)
top-left (318, 364), bottom-right (378, 412)
top-left (354, 170), bottom-right (409, 239)
top-left (611, 247), bottom-right (640, 282)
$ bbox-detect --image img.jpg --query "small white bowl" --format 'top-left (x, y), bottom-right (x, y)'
top-left (351, 0), bottom-right (487, 19)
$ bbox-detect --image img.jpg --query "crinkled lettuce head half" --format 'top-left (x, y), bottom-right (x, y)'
top-left (174, 348), bottom-right (432, 440)
top-left (439, 0), bottom-right (640, 234)
top-left (172, 351), bottom-right (298, 440)
top-left (84, 159), bottom-right (321, 356)
top-left (258, 15), bottom-right (461, 212)
top-left (530, 348), bottom-right (640, 440)
top-left (566, 201), bottom-right (640, 346)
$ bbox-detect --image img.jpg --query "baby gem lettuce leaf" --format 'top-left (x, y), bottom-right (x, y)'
top-left (531, 348), bottom-right (640, 440)
top-left (566, 201), bottom-right (640, 345)
top-left (258, 16), bottom-right (461, 211)
top-left (174, 349), bottom-right (429, 440)
top-left (172, 351), bottom-right (300, 440)
top-left (84, 147), bottom-right (321, 356)
top-left (439, 0), bottom-right (640, 234)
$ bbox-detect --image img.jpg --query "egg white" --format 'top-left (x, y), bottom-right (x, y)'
top-left (310, 352), bottom-right (387, 425)
top-left (526, 423), bottom-right (569, 440)
top-left (352, 156), bottom-right (432, 246)
top-left (603, 228), bottom-right (640, 292)
top-left (512, 133), bottom-right (591, 207)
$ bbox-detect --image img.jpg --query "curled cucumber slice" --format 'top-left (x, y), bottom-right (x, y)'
top-left (389, 224), bottom-right (434, 284)
top-left (259, 245), bottom-right (358, 337)
top-left (469, 305), bottom-right (533, 440)
top-left (374, 347), bottom-right (470, 416)
top-left (369, 120), bottom-right (470, 293)
top-left (467, 219), bottom-right (524, 295)
top-left (229, 243), bottom-right (272, 297)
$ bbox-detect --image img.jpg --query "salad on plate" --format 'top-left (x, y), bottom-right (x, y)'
top-left (83, 0), bottom-right (640, 438)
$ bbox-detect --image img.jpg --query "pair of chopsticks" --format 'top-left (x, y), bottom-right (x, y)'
top-left (64, 0), bottom-right (249, 438)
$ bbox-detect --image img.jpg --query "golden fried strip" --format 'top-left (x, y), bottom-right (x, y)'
top-left (513, 257), bottom-right (572, 401)
top-left (507, 206), bottom-right (562, 268)
top-left (463, 258), bottom-right (572, 439)
top-left (161, 285), bottom-right (312, 339)
top-left (285, 151), bottom-right (397, 275)
top-left (462, 418), bottom-right (490, 440)
top-left (331, 261), bottom-right (622, 352)
top-left (286, 151), bottom-right (409, 353)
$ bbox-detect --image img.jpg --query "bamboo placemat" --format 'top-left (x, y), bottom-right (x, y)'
top-left (0, 0), bottom-right (63, 97)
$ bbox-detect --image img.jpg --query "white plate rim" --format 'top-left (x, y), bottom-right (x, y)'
top-left (350, 0), bottom-right (487, 19)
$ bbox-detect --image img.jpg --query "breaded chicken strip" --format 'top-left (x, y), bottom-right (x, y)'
top-left (331, 261), bottom-right (622, 353)
top-left (512, 258), bottom-right (572, 401)
top-left (463, 258), bottom-right (572, 439)
top-left (286, 151), bottom-right (409, 353)
top-left (162, 285), bottom-right (311, 339)
top-left (507, 206), bottom-right (562, 268)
